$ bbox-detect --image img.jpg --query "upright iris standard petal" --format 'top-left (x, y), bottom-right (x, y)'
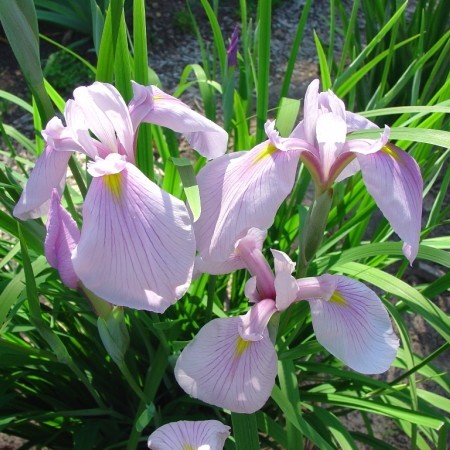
top-left (356, 144), bottom-right (423, 264)
top-left (73, 82), bottom-right (135, 160)
top-left (194, 142), bottom-right (301, 263)
top-left (194, 228), bottom-right (267, 276)
top-left (300, 275), bottom-right (399, 374)
top-left (45, 190), bottom-right (80, 289)
top-left (72, 154), bottom-right (195, 312)
top-left (128, 82), bottom-right (228, 159)
top-left (175, 316), bottom-right (278, 414)
top-left (14, 145), bottom-right (71, 220)
top-left (148, 420), bottom-right (230, 450)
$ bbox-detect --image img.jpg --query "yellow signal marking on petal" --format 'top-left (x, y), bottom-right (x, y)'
top-left (235, 336), bottom-right (252, 357)
top-left (252, 143), bottom-right (278, 164)
top-left (330, 290), bottom-right (348, 306)
top-left (381, 144), bottom-right (401, 161)
top-left (103, 173), bottom-right (123, 200)
top-left (182, 445), bottom-right (195, 450)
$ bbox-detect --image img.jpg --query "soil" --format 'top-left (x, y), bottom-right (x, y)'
top-left (0, 0), bottom-right (448, 449)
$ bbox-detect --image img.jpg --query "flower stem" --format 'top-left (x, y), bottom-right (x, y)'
top-left (297, 188), bottom-right (333, 277)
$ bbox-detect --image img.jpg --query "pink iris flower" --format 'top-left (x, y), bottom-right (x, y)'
top-left (147, 420), bottom-right (230, 450)
top-left (14, 82), bottom-right (228, 312)
top-left (194, 79), bottom-right (422, 265)
top-left (175, 229), bottom-right (399, 413)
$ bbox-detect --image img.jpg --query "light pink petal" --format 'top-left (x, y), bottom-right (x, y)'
top-left (14, 145), bottom-right (71, 220)
top-left (357, 144), bottom-right (422, 263)
top-left (44, 190), bottom-right (80, 288)
top-left (129, 83), bottom-right (228, 159)
top-left (335, 158), bottom-right (360, 182)
top-left (290, 79), bottom-right (320, 144)
top-left (175, 316), bottom-right (278, 413)
top-left (193, 228), bottom-right (267, 276)
top-left (194, 143), bottom-right (300, 263)
top-left (318, 90), bottom-right (346, 119)
top-left (276, 276), bottom-right (336, 312)
top-left (274, 271), bottom-right (298, 311)
top-left (271, 249), bottom-right (296, 275)
top-left (235, 230), bottom-right (275, 299)
top-left (238, 299), bottom-right (277, 341)
top-left (345, 126), bottom-right (390, 156)
top-left (71, 159), bottom-right (195, 312)
top-left (148, 420), bottom-right (230, 450)
top-left (42, 116), bottom-right (90, 155)
top-left (306, 275), bottom-right (399, 374)
top-left (316, 112), bottom-right (347, 181)
top-left (345, 111), bottom-right (378, 132)
top-left (73, 82), bottom-right (134, 160)
top-left (244, 276), bottom-right (259, 302)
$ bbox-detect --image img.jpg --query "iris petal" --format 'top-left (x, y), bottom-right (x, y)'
top-left (148, 420), bottom-right (230, 450)
top-left (72, 160), bottom-right (195, 312)
top-left (14, 145), bottom-right (71, 220)
top-left (175, 316), bottom-right (277, 413)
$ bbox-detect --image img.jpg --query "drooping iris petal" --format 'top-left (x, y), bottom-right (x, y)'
top-left (148, 420), bottom-right (230, 450)
top-left (128, 82), bottom-right (228, 159)
top-left (73, 82), bottom-right (134, 160)
top-left (356, 144), bottom-right (423, 264)
top-left (44, 190), bottom-right (80, 288)
top-left (72, 154), bottom-right (195, 312)
top-left (305, 274), bottom-right (399, 374)
top-left (14, 145), bottom-right (71, 220)
top-left (175, 316), bottom-right (278, 414)
top-left (194, 142), bottom-right (301, 263)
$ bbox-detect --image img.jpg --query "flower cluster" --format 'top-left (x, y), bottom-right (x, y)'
top-left (15, 82), bottom-right (228, 312)
top-left (16, 79), bottom-right (423, 449)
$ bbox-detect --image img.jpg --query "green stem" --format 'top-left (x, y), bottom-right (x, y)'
top-left (297, 189), bottom-right (333, 277)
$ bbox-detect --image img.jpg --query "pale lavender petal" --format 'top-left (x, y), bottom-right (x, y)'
top-left (271, 249), bottom-right (295, 275)
top-left (318, 90), bottom-right (346, 119)
top-left (274, 271), bottom-right (298, 311)
top-left (307, 275), bottom-right (399, 374)
top-left (316, 112), bottom-right (347, 181)
top-left (291, 79), bottom-right (320, 144)
top-left (345, 126), bottom-right (390, 156)
top-left (42, 116), bottom-right (89, 155)
top-left (175, 316), bottom-right (278, 413)
top-left (45, 190), bottom-right (80, 288)
top-left (194, 143), bottom-right (300, 263)
top-left (238, 300), bottom-right (277, 341)
top-left (345, 111), bottom-right (378, 132)
top-left (357, 144), bottom-right (422, 263)
top-left (73, 82), bottom-right (134, 160)
top-left (334, 158), bottom-right (360, 182)
top-left (148, 420), bottom-right (230, 450)
top-left (194, 228), bottom-right (267, 276)
top-left (129, 83), bottom-right (228, 159)
top-left (14, 145), bottom-right (71, 220)
top-left (244, 276), bottom-right (259, 302)
top-left (72, 156), bottom-right (195, 312)
top-left (235, 230), bottom-right (275, 299)
top-left (276, 275), bottom-right (336, 312)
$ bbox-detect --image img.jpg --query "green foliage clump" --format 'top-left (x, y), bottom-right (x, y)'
top-left (43, 51), bottom-right (94, 95)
